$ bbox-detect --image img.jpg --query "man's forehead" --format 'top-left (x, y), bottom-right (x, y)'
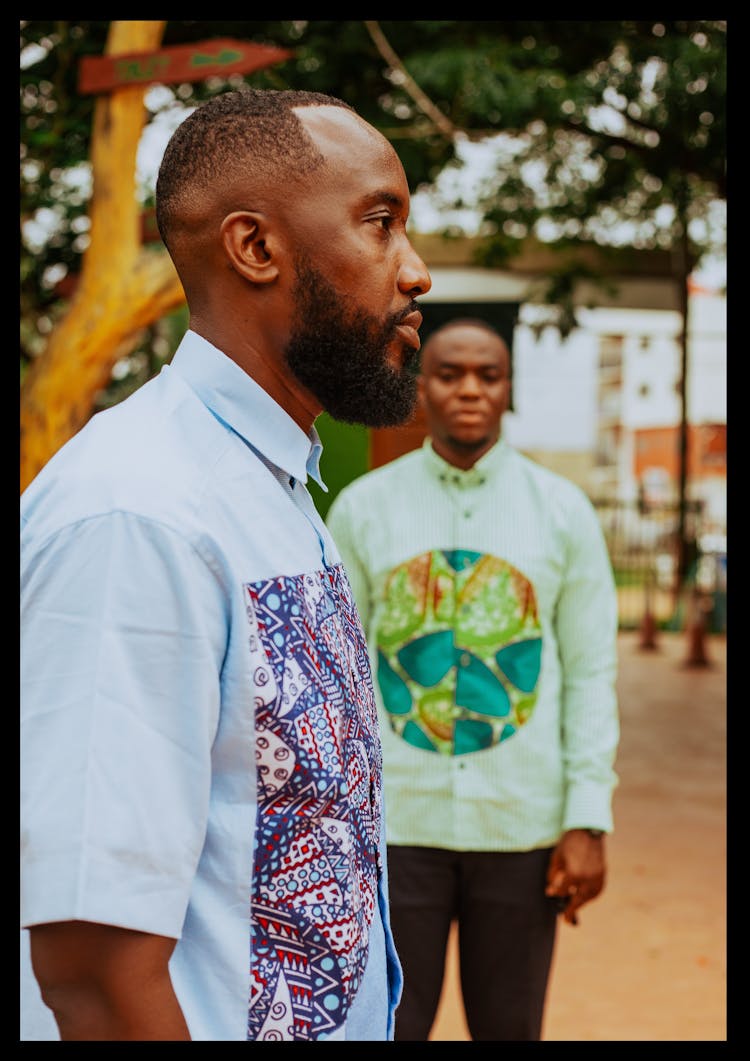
top-left (295, 104), bottom-right (389, 155)
top-left (300, 106), bottom-right (398, 169)
top-left (289, 106), bottom-right (408, 216)
top-left (426, 328), bottom-right (509, 367)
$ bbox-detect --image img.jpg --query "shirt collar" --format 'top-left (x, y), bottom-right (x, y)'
top-left (168, 330), bottom-right (327, 490)
top-left (422, 434), bottom-right (508, 488)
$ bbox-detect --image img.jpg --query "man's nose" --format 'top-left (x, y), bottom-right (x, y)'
top-left (398, 242), bottom-right (432, 296)
top-left (457, 373), bottom-right (482, 398)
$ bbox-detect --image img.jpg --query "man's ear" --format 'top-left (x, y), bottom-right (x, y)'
top-left (220, 211), bottom-right (280, 284)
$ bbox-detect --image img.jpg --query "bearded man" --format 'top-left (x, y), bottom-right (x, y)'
top-left (20, 89), bottom-right (431, 1042)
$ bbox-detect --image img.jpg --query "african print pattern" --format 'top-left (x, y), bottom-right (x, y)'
top-left (244, 564), bottom-right (382, 1040)
top-left (377, 549), bottom-right (543, 755)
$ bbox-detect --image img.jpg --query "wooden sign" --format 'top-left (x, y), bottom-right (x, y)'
top-left (79, 37), bottom-right (294, 95)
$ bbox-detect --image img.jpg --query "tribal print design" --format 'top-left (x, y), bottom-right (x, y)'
top-left (244, 564), bottom-right (383, 1041)
top-left (377, 549), bottom-right (543, 756)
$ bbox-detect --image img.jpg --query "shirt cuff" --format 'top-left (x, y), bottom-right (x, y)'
top-left (562, 781), bottom-right (615, 834)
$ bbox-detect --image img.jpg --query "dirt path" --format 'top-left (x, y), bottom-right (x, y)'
top-left (427, 630), bottom-right (727, 1042)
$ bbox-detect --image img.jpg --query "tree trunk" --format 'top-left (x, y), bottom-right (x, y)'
top-left (672, 209), bottom-right (695, 608)
top-left (20, 20), bottom-right (186, 493)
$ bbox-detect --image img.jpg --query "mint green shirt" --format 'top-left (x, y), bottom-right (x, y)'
top-left (326, 437), bottom-right (619, 852)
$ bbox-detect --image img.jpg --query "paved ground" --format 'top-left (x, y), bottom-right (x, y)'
top-left (427, 630), bottom-right (728, 1042)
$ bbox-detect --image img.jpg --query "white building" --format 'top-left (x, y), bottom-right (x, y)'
top-left (415, 236), bottom-right (726, 532)
top-left (503, 290), bottom-right (727, 530)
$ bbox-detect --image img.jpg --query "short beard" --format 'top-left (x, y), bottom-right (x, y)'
top-left (284, 258), bottom-right (420, 427)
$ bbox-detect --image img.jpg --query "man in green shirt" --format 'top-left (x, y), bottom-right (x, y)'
top-left (326, 318), bottom-right (620, 1041)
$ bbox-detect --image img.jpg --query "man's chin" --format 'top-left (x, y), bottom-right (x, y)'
top-left (386, 338), bottom-right (421, 375)
top-left (317, 379), bottom-right (418, 429)
top-left (445, 432), bottom-right (491, 453)
top-left (357, 389), bottom-right (419, 428)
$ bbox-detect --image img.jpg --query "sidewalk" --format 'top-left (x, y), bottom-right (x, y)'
top-left (428, 630), bottom-right (728, 1042)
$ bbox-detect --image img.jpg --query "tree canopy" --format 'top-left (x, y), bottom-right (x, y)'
top-left (20, 20), bottom-right (726, 482)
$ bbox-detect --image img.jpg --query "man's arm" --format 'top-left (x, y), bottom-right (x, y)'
top-left (30, 921), bottom-right (190, 1041)
top-left (21, 514), bottom-right (226, 1037)
top-left (554, 487), bottom-right (620, 834)
top-left (548, 488), bottom-right (620, 921)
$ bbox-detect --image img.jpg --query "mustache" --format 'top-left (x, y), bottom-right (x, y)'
top-left (394, 299), bottom-right (421, 327)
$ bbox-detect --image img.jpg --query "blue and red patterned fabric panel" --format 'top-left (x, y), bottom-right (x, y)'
top-left (244, 564), bottom-right (383, 1040)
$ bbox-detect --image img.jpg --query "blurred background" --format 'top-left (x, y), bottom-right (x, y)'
top-left (20, 20), bottom-right (727, 1040)
top-left (20, 19), bottom-right (727, 640)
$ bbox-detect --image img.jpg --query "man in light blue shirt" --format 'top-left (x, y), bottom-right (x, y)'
top-left (21, 89), bottom-right (431, 1041)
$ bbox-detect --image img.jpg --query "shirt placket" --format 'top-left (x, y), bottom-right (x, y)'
top-left (442, 471), bottom-right (484, 841)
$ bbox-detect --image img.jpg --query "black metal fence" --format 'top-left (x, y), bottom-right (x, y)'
top-left (592, 498), bottom-right (726, 634)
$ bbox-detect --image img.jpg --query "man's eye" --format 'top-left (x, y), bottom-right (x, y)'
top-left (370, 214), bottom-right (394, 231)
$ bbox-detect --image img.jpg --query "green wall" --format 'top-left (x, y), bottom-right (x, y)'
top-left (308, 412), bottom-right (370, 519)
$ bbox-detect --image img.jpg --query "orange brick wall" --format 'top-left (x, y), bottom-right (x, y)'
top-left (634, 424), bottom-right (726, 481)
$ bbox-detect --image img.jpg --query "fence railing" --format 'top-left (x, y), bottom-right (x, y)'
top-left (592, 498), bottom-right (726, 634)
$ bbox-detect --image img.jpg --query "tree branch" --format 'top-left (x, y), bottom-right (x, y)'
top-left (363, 21), bottom-right (457, 141)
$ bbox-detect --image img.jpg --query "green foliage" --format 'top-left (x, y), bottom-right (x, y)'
top-left (20, 22), bottom-right (109, 361)
top-left (21, 20), bottom-right (726, 396)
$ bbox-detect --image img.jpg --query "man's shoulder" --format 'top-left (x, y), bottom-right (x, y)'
top-left (21, 371), bottom-right (231, 542)
top-left (512, 447), bottom-right (594, 507)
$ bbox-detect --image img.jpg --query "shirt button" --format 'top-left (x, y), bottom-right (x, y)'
top-left (459, 652), bottom-right (471, 667)
top-left (463, 511), bottom-right (471, 518)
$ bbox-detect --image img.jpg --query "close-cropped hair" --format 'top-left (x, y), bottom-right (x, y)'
top-left (427, 318), bottom-right (504, 344)
top-left (155, 88), bottom-right (354, 251)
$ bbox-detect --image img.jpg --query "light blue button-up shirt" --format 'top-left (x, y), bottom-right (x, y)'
top-left (20, 330), bottom-right (402, 1041)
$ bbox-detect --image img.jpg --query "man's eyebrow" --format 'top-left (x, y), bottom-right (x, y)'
top-left (433, 357), bottom-right (504, 368)
top-left (359, 190), bottom-right (406, 211)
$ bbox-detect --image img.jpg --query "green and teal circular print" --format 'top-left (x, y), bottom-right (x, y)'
top-left (376, 549), bottom-right (542, 756)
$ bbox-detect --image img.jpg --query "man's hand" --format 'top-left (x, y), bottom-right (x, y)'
top-left (29, 921), bottom-right (191, 1040)
top-left (545, 829), bottom-right (607, 926)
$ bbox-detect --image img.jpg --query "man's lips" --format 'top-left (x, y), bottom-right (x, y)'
top-left (450, 410), bottom-right (488, 426)
top-left (394, 310), bottom-right (423, 351)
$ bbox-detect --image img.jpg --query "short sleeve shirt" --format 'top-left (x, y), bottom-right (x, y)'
top-left (20, 330), bottom-right (401, 1041)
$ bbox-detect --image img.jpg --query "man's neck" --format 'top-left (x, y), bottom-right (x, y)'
top-left (431, 434), bottom-right (498, 471)
top-left (188, 319), bottom-right (321, 433)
